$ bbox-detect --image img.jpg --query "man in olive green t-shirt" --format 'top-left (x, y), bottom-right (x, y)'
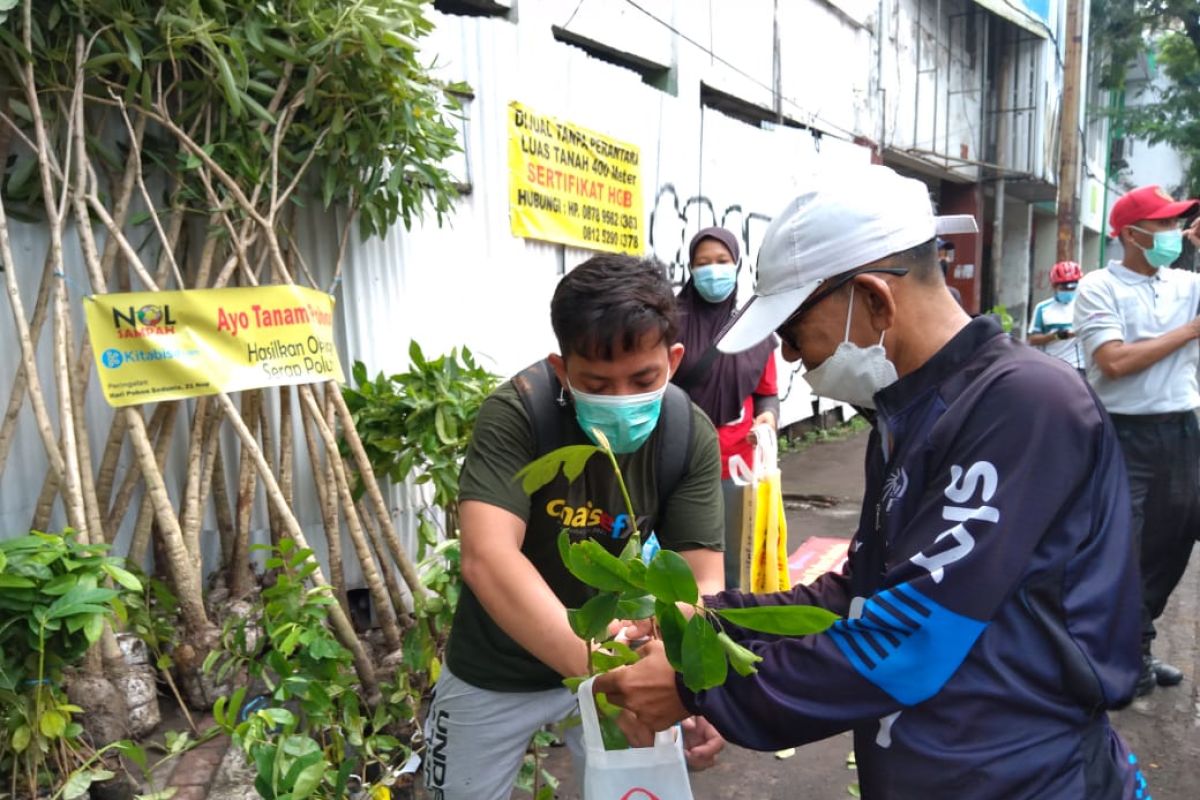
top-left (423, 255), bottom-right (726, 800)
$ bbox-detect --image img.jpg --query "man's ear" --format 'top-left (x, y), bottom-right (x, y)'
top-left (667, 342), bottom-right (685, 376)
top-left (548, 353), bottom-right (567, 388)
top-left (853, 273), bottom-right (897, 334)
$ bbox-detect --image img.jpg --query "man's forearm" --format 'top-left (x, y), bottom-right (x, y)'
top-left (1095, 323), bottom-right (1199, 379)
top-left (1027, 332), bottom-right (1057, 346)
top-left (464, 551), bottom-right (588, 677)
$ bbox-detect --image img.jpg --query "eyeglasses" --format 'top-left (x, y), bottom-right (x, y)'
top-left (774, 266), bottom-right (909, 351)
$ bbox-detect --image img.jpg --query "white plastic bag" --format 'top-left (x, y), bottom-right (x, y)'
top-left (728, 424), bottom-right (791, 592)
top-left (577, 676), bottom-right (695, 800)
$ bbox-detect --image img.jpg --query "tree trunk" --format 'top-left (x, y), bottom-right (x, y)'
top-left (122, 407), bottom-right (210, 633)
top-left (230, 390), bottom-right (261, 597)
top-left (300, 388), bottom-right (348, 614)
top-left (179, 396), bottom-right (212, 560)
top-left (94, 411), bottom-right (130, 536)
top-left (214, 392), bottom-right (380, 701)
top-left (106, 404), bottom-right (169, 534)
top-left (299, 389), bottom-right (403, 652)
top-left (128, 404), bottom-right (179, 568)
top-left (329, 385), bottom-right (427, 606)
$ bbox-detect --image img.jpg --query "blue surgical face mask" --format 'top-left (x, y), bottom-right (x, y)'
top-left (1055, 289), bottom-right (1076, 304)
top-left (1131, 227), bottom-right (1184, 269)
top-left (691, 263), bottom-right (737, 303)
top-left (568, 377), bottom-right (669, 454)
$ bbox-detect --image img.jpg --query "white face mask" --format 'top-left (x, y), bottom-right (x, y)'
top-left (802, 286), bottom-right (898, 409)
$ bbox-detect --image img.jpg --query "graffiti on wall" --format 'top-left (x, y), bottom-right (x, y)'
top-left (648, 183), bottom-right (773, 285)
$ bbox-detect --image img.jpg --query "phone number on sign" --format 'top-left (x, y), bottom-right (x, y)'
top-left (580, 226), bottom-right (640, 250)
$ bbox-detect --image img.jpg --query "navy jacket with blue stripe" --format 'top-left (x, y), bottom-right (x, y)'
top-left (681, 316), bottom-right (1145, 799)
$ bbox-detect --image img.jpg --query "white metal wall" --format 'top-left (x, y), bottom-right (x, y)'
top-left (1, 0), bottom-right (882, 578)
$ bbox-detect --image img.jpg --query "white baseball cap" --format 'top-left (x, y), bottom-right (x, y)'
top-left (717, 164), bottom-right (978, 353)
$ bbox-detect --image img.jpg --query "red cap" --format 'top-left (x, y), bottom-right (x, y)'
top-left (1109, 185), bottom-right (1199, 237)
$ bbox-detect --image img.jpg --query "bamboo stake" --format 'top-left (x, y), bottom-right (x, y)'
top-left (213, 391), bottom-right (379, 700)
top-left (299, 389), bottom-right (403, 651)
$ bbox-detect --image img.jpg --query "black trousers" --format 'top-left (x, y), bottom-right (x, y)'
top-left (1110, 411), bottom-right (1200, 651)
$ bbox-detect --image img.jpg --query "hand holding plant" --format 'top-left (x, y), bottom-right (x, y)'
top-left (515, 430), bottom-right (840, 696)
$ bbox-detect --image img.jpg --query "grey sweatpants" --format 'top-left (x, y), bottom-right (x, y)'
top-left (422, 666), bottom-right (585, 800)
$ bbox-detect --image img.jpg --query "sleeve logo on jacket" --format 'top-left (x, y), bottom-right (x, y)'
top-left (910, 461), bottom-right (998, 583)
top-left (882, 467), bottom-right (909, 512)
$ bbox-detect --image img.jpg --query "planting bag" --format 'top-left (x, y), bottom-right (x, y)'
top-left (729, 424), bottom-right (792, 593)
top-left (577, 677), bottom-right (694, 800)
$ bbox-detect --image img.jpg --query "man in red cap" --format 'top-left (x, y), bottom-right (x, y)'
top-left (1075, 184), bottom-right (1200, 696)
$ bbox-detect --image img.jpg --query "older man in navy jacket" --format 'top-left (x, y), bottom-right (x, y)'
top-left (597, 166), bottom-right (1144, 800)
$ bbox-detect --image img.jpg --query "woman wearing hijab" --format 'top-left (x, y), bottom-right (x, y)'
top-left (673, 227), bottom-right (779, 588)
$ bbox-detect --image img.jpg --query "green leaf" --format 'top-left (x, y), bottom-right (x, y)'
top-left (212, 47), bottom-right (243, 117)
top-left (10, 724), bottom-right (30, 752)
top-left (566, 592), bottom-right (618, 642)
top-left (566, 541), bottom-right (639, 593)
top-left (645, 550), bottom-right (698, 605)
top-left (557, 530), bottom-right (572, 570)
top-left (714, 605), bottom-right (841, 636)
top-left (40, 708), bottom-right (67, 738)
top-left (62, 770), bottom-right (94, 800)
top-left (562, 676), bottom-right (586, 692)
top-left (717, 632), bottom-right (763, 677)
top-left (282, 750), bottom-right (327, 799)
top-left (681, 614), bottom-right (727, 692)
top-left (0, 574), bottom-right (35, 588)
top-left (513, 445), bottom-right (600, 495)
top-left (655, 600), bottom-right (687, 669)
top-left (590, 640), bottom-right (640, 671)
top-left (83, 612), bottom-right (104, 643)
top-left (46, 585), bottom-right (118, 619)
top-left (615, 595), bottom-right (655, 620)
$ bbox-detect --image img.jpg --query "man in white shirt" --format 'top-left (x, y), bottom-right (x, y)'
top-left (1028, 261), bottom-right (1085, 375)
top-left (1075, 184), bottom-right (1200, 697)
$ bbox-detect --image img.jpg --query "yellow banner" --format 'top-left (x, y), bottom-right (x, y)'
top-left (85, 285), bottom-right (344, 407)
top-left (508, 100), bottom-right (644, 254)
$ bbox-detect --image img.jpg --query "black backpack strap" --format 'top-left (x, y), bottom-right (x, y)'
top-left (656, 384), bottom-right (695, 514)
top-left (671, 345), bottom-right (721, 392)
top-left (511, 358), bottom-right (568, 458)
